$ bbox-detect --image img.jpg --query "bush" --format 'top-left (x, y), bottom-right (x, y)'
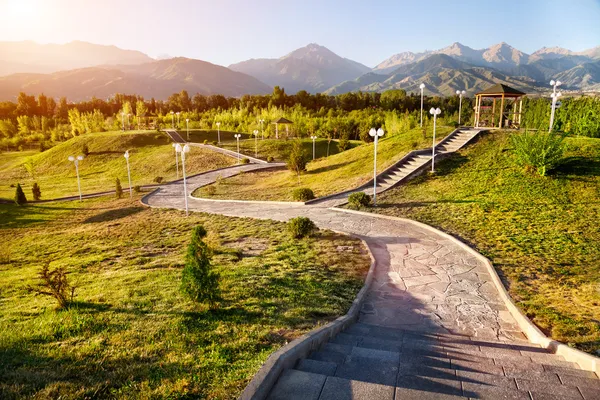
top-left (205, 185), bottom-right (216, 195)
top-left (181, 226), bottom-right (221, 309)
top-left (115, 178), bottom-right (123, 198)
top-left (211, 141), bottom-right (218, 146)
top-left (203, 139), bottom-right (208, 144)
top-left (511, 129), bottom-right (566, 176)
top-left (32, 182), bottom-right (41, 201)
top-left (133, 185), bottom-right (141, 193)
top-left (292, 187), bottom-right (315, 201)
top-left (287, 141), bottom-right (307, 180)
top-left (267, 156), bottom-right (275, 163)
top-left (153, 176), bottom-right (164, 184)
top-left (287, 216), bottom-right (317, 239)
top-left (82, 143), bottom-right (89, 156)
top-left (348, 192), bottom-right (371, 209)
top-left (27, 263), bottom-right (76, 309)
top-left (14, 183), bottom-right (27, 205)
top-left (338, 135), bottom-right (350, 151)
top-left (39, 141), bottom-right (47, 152)
top-left (241, 157), bottom-right (250, 164)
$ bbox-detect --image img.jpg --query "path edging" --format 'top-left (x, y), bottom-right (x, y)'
top-left (331, 207), bottom-right (600, 373)
top-left (238, 237), bottom-right (377, 400)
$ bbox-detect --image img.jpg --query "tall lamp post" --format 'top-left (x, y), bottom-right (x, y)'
top-left (175, 144), bottom-right (190, 216)
top-left (216, 122), bottom-right (221, 144)
top-left (124, 150), bottom-right (132, 198)
top-left (310, 135), bottom-right (317, 160)
top-left (234, 134), bottom-right (241, 163)
top-left (253, 130), bottom-right (259, 157)
top-left (176, 112), bottom-right (180, 128)
top-left (68, 155), bottom-right (85, 201)
top-left (170, 111), bottom-right (174, 128)
top-left (186, 118), bottom-right (190, 141)
top-left (259, 119), bottom-right (265, 139)
top-left (456, 90), bottom-right (466, 125)
top-left (429, 107), bottom-right (441, 173)
top-left (420, 83), bottom-right (426, 128)
top-left (368, 128), bottom-right (385, 206)
top-left (549, 80), bottom-right (562, 132)
top-left (172, 143), bottom-right (180, 179)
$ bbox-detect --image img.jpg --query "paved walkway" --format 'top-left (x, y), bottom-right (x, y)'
top-left (143, 165), bottom-right (523, 341)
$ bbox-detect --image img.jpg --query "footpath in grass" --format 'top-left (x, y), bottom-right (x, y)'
top-left (0, 130), bottom-right (234, 200)
top-left (194, 125), bottom-right (453, 201)
top-left (0, 196), bottom-right (370, 399)
top-left (370, 131), bottom-right (600, 353)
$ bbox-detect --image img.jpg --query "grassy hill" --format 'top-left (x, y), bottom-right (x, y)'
top-left (0, 196), bottom-right (370, 398)
top-left (0, 130), bottom-right (234, 200)
top-left (195, 125), bottom-right (453, 201)
top-left (371, 131), bottom-right (600, 353)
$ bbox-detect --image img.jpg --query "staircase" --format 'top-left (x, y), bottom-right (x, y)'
top-left (266, 322), bottom-right (599, 400)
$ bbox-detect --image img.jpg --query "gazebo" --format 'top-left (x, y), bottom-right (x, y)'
top-left (474, 84), bottom-right (526, 129)
top-left (272, 117), bottom-right (293, 139)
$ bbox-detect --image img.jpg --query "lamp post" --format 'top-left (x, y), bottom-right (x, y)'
top-left (172, 143), bottom-right (180, 179)
top-left (420, 83), bottom-right (425, 128)
top-left (259, 119), bottom-right (265, 139)
top-left (170, 111), bottom-right (174, 128)
top-left (429, 107), bottom-right (441, 173)
top-left (368, 128), bottom-right (385, 206)
top-left (253, 130), bottom-right (259, 157)
top-left (124, 150), bottom-right (132, 198)
top-left (216, 122), bottom-right (221, 144)
top-left (68, 155), bottom-right (85, 201)
top-left (234, 134), bottom-right (241, 163)
top-left (186, 118), bottom-right (190, 141)
top-left (310, 135), bottom-right (317, 160)
top-left (176, 112), bottom-right (180, 128)
top-left (121, 112), bottom-right (125, 131)
top-left (549, 80), bottom-right (562, 132)
top-left (175, 144), bottom-right (190, 216)
top-left (456, 90), bottom-right (466, 125)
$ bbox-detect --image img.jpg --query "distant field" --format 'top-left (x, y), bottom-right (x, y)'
top-left (194, 125), bottom-right (453, 201)
top-left (371, 131), bottom-right (600, 353)
top-left (0, 196), bottom-right (370, 398)
top-left (0, 131), bottom-right (234, 200)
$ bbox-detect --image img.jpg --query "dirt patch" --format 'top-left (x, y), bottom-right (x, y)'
top-left (222, 237), bottom-right (269, 257)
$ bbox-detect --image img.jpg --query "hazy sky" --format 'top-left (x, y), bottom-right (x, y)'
top-left (1, 0), bottom-right (599, 67)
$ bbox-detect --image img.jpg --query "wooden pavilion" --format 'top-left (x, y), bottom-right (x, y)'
top-left (273, 117), bottom-right (293, 139)
top-left (474, 84), bottom-right (526, 129)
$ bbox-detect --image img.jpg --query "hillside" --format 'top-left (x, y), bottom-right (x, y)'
top-left (0, 40), bottom-right (153, 76)
top-left (0, 58), bottom-right (272, 101)
top-left (229, 43), bottom-right (371, 93)
top-left (0, 131), bottom-right (234, 200)
top-left (372, 131), bottom-right (600, 353)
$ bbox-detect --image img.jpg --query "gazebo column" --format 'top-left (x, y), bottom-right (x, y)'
top-left (492, 98), bottom-right (496, 127)
top-left (275, 123), bottom-right (278, 139)
top-left (498, 94), bottom-right (505, 128)
top-left (475, 95), bottom-right (480, 127)
top-left (518, 98), bottom-right (523, 126)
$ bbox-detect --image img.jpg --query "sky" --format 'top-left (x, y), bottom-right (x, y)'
top-left (1, 0), bottom-right (599, 67)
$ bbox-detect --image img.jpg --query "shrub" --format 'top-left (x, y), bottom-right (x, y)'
top-left (203, 139), bottom-right (208, 144)
top-left (511, 129), bottom-right (566, 176)
top-left (115, 178), bottom-right (123, 198)
top-left (39, 141), bottom-right (47, 152)
top-left (287, 216), bottom-right (317, 239)
top-left (153, 176), bottom-right (164, 184)
top-left (27, 263), bottom-right (76, 309)
top-left (82, 143), bottom-right (89, 156)
top-left (181, 226), bottom-right (221, 309)
top-left (338, 135), bottom-right (350, 151)
top-left (32, 182), bottom-right (41, 201)
top-left (241, 157), bottom-right (250, 164)
top-left (211, 141), bottom-right (218, 146)
top-left (287, 141), bottom-right (307, 181)
top-left (205, 185), bottom-right (216, 195)
top-left (133, 185), bottom-right (141, 193)
top-left (14, 183), bottom-right (27, 205)
top-left (267, 156), bottom-right (275, 163)
top-left (292, 187), bottom-right (315, 201)
top-left (348, 192), bottom-right (371, 209)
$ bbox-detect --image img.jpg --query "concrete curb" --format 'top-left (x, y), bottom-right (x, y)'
top-left (330, 207), bottom-right (600, 374)
top-left (238, 236), bottom-right (377, 400)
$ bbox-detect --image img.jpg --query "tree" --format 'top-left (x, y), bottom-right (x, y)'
top-left (32, 182), bottom-right (41, 201)
top-left (27, 263), bottom-right (76, 309)
top-left (181, 225), bottom-right (220, 309)
top-left (14, 183), bottom-right (27, 205)
top-left (287, 140), bottom-right (307, 183)
top-left (115, 178), bottom-right (123, 198)
top-left (136, 100), bottom-right (148, 130)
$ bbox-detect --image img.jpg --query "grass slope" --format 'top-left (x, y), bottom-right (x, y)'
top-left (0, 131), bottom-right (234, 200)
top-left (372, 131), bottom-right (600, 353)
top-left (195, 126), bottom-right (453, 201)
top-left (0, 196), bottom-right (370, 399)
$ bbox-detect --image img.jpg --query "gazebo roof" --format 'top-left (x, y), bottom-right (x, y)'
top-left (476, 84), bottom-right (526, 97)
top-left (273, 117), bottom-right (293, 124)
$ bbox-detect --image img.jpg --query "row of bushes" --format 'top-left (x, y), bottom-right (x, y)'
top-left (522, 96), bottom-right (600, 138)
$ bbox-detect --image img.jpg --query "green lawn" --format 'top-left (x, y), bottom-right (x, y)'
top-left (182, 129), bottom-right (252, 144)
top-left (369, 131), bottom-right (600, 353)
top-left (0, 131), bottom-right (234, 200)
top-left (194, 125), bottom-right (453, 201)
top-left (0, 196), bottom-right (370, 399)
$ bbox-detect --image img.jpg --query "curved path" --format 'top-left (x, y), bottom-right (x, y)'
top-left (144, 164), bottom-right (522, 340)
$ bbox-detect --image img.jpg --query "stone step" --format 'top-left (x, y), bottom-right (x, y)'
top-left (295, 358), bottom-right (337, 376)
top-left (266, 369), bottom-right (326, 400)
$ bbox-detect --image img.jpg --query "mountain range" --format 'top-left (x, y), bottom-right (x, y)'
top-left (0, 40), bottom-right (599, 101)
